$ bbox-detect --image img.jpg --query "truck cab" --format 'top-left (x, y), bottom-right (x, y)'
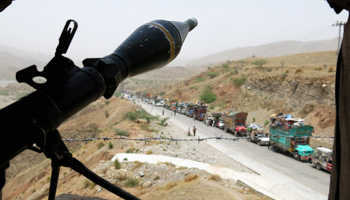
top-left (311, 147), bottom-right (332, 172)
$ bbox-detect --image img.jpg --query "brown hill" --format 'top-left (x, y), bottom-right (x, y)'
top-left (146, 51), bottom-right (337, 136)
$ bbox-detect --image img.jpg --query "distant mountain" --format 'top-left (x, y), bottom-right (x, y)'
top-left (184, 38), bottom-right (339, 66)
top-left (0, 44), bottom-right (52, 80)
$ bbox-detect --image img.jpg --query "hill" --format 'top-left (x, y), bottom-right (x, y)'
top-left (146, 50), bottom-right (337, 137)
top-left (172, 38), bottom-right (339, 66)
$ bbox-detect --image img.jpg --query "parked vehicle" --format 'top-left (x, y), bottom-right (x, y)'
top-left (193, 105), bottom-right (207, 120)
top-left (311, 147), bottom-right (332, 172)
top-left (269, 124), bottom-right (315, 161)
top-left (222, 111), bottom-right (248, 136)
top-left (216, 120), bottom-right (224, 129)
top-left (204, 115), bottom-right (214, 126)
top-left (184, 105), bottom-right (194, 117)
top-left (248, 132), bottom-right (269, 146)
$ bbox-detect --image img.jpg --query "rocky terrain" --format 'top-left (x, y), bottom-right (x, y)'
top-left (146, 51), bottom-right (337, 136)
top-left (2, 97), bottom-right (267, 200)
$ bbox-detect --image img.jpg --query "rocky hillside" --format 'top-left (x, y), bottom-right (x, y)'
top-left (146, 51), bottom-right (337, 136)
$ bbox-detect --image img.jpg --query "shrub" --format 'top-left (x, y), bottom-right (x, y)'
top-left (285, 69), bottom-right (290, 73)
top-left (232, 75), bottom-right (247, 88)
top-left (166, 182), bottom-right (178, 190)
top-left (126, 148), bottom-right (134, 153)
top-left (206, 72), bottom-right (219, 79)
top-left (194, 77), bottom-right (205, 83)
top-left (123, 111), bottom-right (137, 121)
top-left (160, 117), bottom-right (170, 126)
top-left (252, 59), bottom-right (267, 67)
top-left (83, 180), bottom-right (96, 189)
top-left (114, 160), bottom-right (121, 169)
top-left (209, 174), bottom-right (221, 181)
top-left (252, 117), bottom-right (255, 122)
top-left (114, 128), bottom-right (129, 136)
top-left (264, 119), bottom-right (270, 126)
top-left (184, 174), bottom-right (199, 182)
top-left (0, 91), bottom-right (9, 96)
top-left (125, 178), bottom-right (139, 187)
top-left (328, 66), bottom-right (334, 72)
top-left (97, 142), bottom-right (105, 150)
top-left (159, 91), bottom-right (165, 96)
top-left (315, 67), bottom-right (323, 71)
top-left (108, 141), bottom-right (113, 149)
top-left (282, 73), bottom-right (288, 79)
top-left (105, 110), bottom-right (109, 118)
top-left (105, 100), bottom-right (110, 105)
top-left (114, 92), bottom-right (121, 97)
top-left (267, 68), bottom-right (272, 72)
top-left (295, 68), bottom-right (303, 73)
top-left (209, 105), bottom-right (215, 109)
top-left (146, 150), bottom-right (153, 155)
top-left (200, 92), bottom-right (217, 104)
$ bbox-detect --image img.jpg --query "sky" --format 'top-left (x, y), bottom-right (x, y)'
top-left (0, 0), bottom-right (348, 66)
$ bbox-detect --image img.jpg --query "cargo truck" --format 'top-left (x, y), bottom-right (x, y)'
top-left (269, 124), bottom-right (315, 161)
top-left (222, 111), bottom-right (248, 137)
top-left (193, 105), bottom-right (207, 120)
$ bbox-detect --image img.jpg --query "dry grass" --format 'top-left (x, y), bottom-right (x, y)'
top-left (328, 66), bottom-right (335, 72)
top-left (146, 150), bottom-right (153, 155)
top-left (295, 68), bottom-right (303, 73)
top-left (165, 182), bottom-right (178, 190)
top-left (184, 174), bottom-right (199, 182)
top-left (131, 161), bottom-right (144, 170)
top-left (208, 174), bottom-right (221, 181)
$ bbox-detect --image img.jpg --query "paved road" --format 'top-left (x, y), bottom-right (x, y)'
top-left (132, 98), bottom-right (330, 199)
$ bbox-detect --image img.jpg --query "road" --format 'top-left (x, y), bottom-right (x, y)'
top-left (131, 98), bottom-right (330, 200)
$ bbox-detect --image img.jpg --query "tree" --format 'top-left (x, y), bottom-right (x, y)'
top-left (280, 61), bottom-right (285, 68)
top-left (252, 59), bottom-right (267, 68)
top-left (206, 72), bottom-right (219, 79)
top-left (200, 92), bottom-right (217, 104)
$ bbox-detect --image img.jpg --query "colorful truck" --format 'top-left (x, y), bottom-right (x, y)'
top-left (311, 147), bottom-right (332, 172)
top-left (184, 105), bottom-right (194, 117)
top-left (193, 105), bottom-right (207, 120)
top-left (269, 125), bottom-right (315, 161)
top-left (222, 111), bottom-right (248, 137)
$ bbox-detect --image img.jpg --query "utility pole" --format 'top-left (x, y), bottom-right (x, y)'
top-left (332, 21), bottom-right (346, 54)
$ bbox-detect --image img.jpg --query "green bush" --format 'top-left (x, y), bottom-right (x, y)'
top-left (200, 92), bottom-right (217, 104)
top-left (264, 120), bottom-right (269, 126)
top-left (194, 77), bottom-right (205, 83)
top-left (125, 178), bottom-right (139, 187)
top-left (209, 105), bottom-right (215, 109)
top-left (0, 90), bottom-right (9, 96)
top-left (114, 160), bottom-right (121, 169)
top-left (108, 141), bottom-right (113, 149)
top-left (105, 110), bottom-right (109, 118)
top-left (114, 92), bottom-right (121, 97)
top-left (114, 128), bottom-right (129, 137)
top-left (232, 75), bottom-right (247, 88)
top-left (160, 117), bottom-right (170, 126)
top-left (206, 72), bottom-right (219, 79)
top-left (221, 63), bottom-right (229, 68)
top-left (252, 59), bottom-right (267, 67)
top-left (97, 142), bottom-right (105, 150)
top-left (123, 111), bottom-right (137, 121)
top-left (159, 91), bottom-right (165, 96)
top-left (252, 117), bottom-right (255, 122)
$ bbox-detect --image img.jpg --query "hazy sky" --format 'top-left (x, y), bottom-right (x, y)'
top-left (0, 0), bottom-right (348, 66)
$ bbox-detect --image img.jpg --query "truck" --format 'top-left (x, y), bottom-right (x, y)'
top-left (164, 99), bottom-right (177, 110)
top-left (222, 111), bottom-right (248, 137)
top-left (193, 105), bottom-right (207, 120)
top-left (248, 132), bottom-right (269, 146)
top-left (310, 147), bottom-right (332, 172)
top-left (184, 105), bottom-right (194, 117)
top-left (136, 92), bottom-right (141, 98)
top-left (269, 124), bottom-right (315, 161)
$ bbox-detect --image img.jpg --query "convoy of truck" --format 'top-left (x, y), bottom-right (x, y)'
top-left (128, 91), bottom-right (331, 172)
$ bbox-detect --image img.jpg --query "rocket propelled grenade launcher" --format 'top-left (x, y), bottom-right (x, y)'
top-left (0, 18), bottom-right (197, 200)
